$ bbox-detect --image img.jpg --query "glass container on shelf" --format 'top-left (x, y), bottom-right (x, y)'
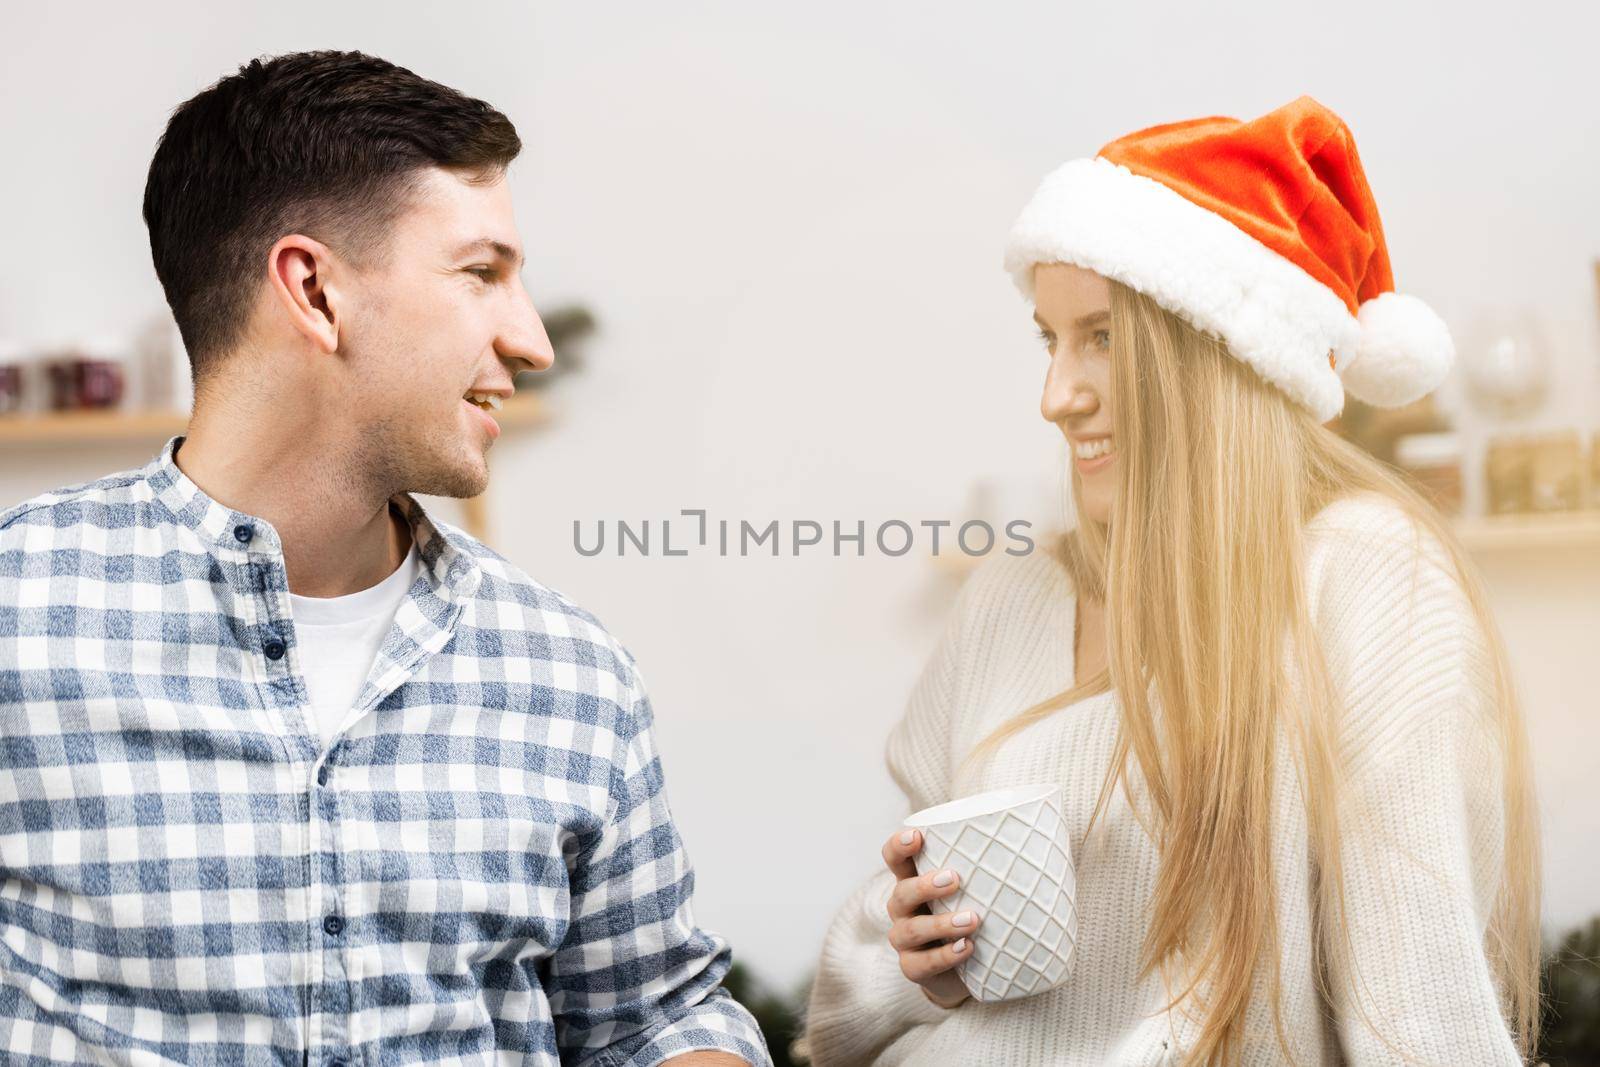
top-left (1460, 308), bottom-right (1551, 420)
top-left (133, 314), bottom-right (191, 414)
top-left (1456, 307), bottom-right (1559, 520)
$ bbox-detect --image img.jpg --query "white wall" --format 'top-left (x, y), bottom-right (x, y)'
top-left (2, 1), bottom-right (1597, 993)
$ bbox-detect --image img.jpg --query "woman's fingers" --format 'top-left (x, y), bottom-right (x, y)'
top-left (887, 862), bottom-right (962, 920)
top-left (880, 827), bottom-right (922, 882)
top-left (888, 908), bottom-right (981, 952)
top-left (879, 828), bottom-right (975, 1009)
top-left (897, 933), bottom-right (975, 984)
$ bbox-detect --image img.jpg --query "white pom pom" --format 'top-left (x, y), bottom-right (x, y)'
top-left (1338, 291), bottom-right (1455, 408)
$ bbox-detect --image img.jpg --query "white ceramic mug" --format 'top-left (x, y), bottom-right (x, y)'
top-left (904, 783), bottom-right (1078, 1003)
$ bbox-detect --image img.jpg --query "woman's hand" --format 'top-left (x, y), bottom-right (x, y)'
top-left (881, 828), bottom-right (980, 1010)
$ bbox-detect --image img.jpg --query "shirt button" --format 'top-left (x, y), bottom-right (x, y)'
top-left (316, 764), bottom-right (329, 786)
top-left (323, 915), bottom-right (344, 936)
top-left (262, 638), bottom-right (286, 661)
top-left (233, 524), bottom-right (253, 543)
top-left (329, 1059), bottom-right (348, 1067)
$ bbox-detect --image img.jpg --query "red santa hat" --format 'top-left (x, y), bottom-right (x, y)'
top-left (1002, 94), bottom-right (1453, 423)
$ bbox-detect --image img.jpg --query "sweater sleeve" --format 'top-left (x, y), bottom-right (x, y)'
top-left (1308, 502), bottom-right (1522, 1065)
top-left (801, 567), bottom-right (988, 1066)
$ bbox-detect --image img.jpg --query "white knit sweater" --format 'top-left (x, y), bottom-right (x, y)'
top-left (803, 493), bottom-right (1522, 1066)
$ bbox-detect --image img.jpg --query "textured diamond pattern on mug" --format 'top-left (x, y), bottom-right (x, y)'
top-left (918, 793), bottom-right (1078, 1002)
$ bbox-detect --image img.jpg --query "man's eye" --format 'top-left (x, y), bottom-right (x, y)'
top-left (467, 267), bottom-right (497, 281)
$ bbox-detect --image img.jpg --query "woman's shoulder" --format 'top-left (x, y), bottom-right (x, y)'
top-left (929, 540), bottom-right (1078, 683)
top-left (955, 537), bottom-right (1077, 629)
top-left (1301, 490), bottom-right (1460, 597)
top-left (1301, 491), bottom-right (1476, 645)
top-left (1300, 492), bottom-right (1492, 757)
top-left (1305, 489), bottom-right (1438, 544)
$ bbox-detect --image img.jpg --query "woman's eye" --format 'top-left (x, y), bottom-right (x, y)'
top-left (1035, 328), bottom-right (1055, 352)
top-left (1091, 329), bottom-right (1111, 351)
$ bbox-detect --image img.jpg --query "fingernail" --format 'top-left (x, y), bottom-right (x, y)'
top-left (899, 830), bottom-right (914, 846)
top-left (953, 938), bottom-right (968, 953)
top-left (933, 869), bottom-right (955, 887)
top-left (952, 911), bottom-right (974, 927)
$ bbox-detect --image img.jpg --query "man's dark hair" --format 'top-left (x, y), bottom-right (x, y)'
top-left (142, 50), bottom-right (521, 386)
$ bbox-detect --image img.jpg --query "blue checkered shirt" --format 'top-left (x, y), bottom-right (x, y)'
top-left (0, 435), bottom-right (770, 1067)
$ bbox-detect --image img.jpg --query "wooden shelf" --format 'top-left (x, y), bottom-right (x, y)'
top-left (0, 395), bottom-right (546, 445)
top-left (0, 407), bottom-right (189, 444)
top-left (0, 395), bottom-right (549, 545)
top-left (933, 510), bottom-right (1600, 579)
top-left (1453, 510), bottom-right (1600, 553)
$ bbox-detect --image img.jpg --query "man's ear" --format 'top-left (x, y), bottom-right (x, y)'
top-left (266, 233), bottom-right (343, 355)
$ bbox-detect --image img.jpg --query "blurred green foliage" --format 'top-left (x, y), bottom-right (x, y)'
top-left (514, 304), bottom-right (595, 390)
top-left (1542, 915), bottom-right (1600, 1065)
top-left (722, 962), bottom-right (811, 1067)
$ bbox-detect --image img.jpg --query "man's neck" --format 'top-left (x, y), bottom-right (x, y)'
top-left (176, 406), bottom-right (412, 598)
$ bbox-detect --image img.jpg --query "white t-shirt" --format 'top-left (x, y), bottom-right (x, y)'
top-left (288, 539), bottom-right (421, 754)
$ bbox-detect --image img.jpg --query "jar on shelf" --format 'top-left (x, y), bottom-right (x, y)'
top-left (1394, 431), bottom-right (1463, 516)
top-left (1486, 435), bottom-right (1534, 515)
top-left (1528, 431), bottom-right (1583, 513)
top-left (45, 337), bottom-right (128, 411)
top-left (0, 340), bottom-right (25, 415)
top-left (1589, 431), bottom-right (1600, 510)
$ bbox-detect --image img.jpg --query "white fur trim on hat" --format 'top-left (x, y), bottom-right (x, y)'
top-left (1340, 291), bottom-right (1455, 408)
top-left (1003, 156), bottom-right (1360, 422)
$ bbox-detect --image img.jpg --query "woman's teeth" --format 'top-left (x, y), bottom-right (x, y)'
top-left (464, 392), bottom-right (503, 411)
top-left (1074, 437), bottom-right (1114, 460)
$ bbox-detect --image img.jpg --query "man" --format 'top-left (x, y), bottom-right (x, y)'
top-left (0, 50), bottom-right (767, 1067)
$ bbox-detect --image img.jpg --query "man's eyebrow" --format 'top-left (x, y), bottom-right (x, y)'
top-left (1032, 309), bottom-right (1110, 330)
top-left (451, 238), bottom-right (525, 271)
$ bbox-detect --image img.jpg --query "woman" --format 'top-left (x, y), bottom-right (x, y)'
top-left (802, 96), bottom-right (1540, 1066)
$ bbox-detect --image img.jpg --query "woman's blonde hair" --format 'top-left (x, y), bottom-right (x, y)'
top-left (959, 277), bottom-right (1541, 1064)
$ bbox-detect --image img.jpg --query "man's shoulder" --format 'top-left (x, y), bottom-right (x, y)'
top-left (0, 466), bottom-right (151, 545)
top-left (445, 522), bottom-right (643, 690)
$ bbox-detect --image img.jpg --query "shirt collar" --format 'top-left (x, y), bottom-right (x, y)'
top-left (143, 433), bottom-right (482, 604)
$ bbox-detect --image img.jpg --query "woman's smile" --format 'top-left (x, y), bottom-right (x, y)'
top-left (1071, 434), bottom-right (1115, 473)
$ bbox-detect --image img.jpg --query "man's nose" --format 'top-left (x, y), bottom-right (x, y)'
top-left (498, 279), bottom-right (555, 375)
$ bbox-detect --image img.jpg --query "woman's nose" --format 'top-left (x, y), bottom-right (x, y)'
top-left (1041, 364), bottom-right (1098, 424)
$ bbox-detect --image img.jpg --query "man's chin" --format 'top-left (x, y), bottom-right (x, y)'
top-left (440, 457), bottom-right (491, 502)
top-left (403, 444), bottom-right (491, 502)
